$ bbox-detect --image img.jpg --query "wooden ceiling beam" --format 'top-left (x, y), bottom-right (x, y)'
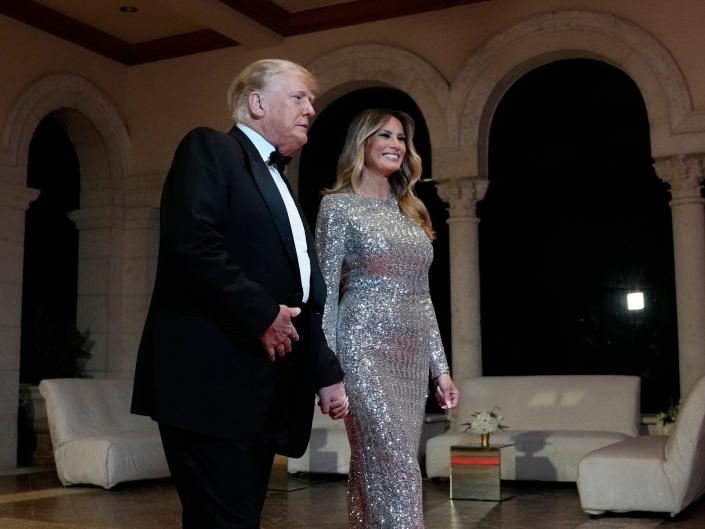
top-left (0, 0), bottom-right (130, 63)
top-left (220, 0), bottom-right (490, 36)
top-left (0, 0), bottom-right (489, 64)
top-left (151, 0), bottom-right (281, 48)
top-left (0, 0), bottom-right (237, 65)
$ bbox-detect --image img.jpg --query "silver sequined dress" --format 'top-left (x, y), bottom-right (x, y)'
top-left (315, 192), bottom-right (449, 529)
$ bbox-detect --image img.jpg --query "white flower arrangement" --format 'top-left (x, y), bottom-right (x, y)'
top-left (462, 407), bottom-right (508, 434)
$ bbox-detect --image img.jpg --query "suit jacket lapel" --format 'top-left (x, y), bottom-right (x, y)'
top-left (228, 126), bottom-right (301, 276)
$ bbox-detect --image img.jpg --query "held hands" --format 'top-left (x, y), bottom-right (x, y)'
top-left (317, 381), bottom-right (349, 420)
top-left (434, 373), bottom-right (459, 410)
top-left (258, 305), bottom-right (301, 362)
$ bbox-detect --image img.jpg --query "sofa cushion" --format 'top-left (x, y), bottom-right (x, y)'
top-left (505, 429), bottom-right (629, 481)
top-left (39, 378), bottom-right (170, 488)
top-left (578, 435), bottom-right (673, 513)
top-left (55, 431), bottom-right (169, 489)
top-left (39, 379), bottom-right (157, 447)
top-left (456, 375), bottom-right (640, 437)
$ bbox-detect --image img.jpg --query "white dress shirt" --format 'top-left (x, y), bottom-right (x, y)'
top-left (236, 123), bottom-right (311, 303)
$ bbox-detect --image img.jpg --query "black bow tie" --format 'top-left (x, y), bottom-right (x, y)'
top-left (267, 149), bottom-right (292, 174)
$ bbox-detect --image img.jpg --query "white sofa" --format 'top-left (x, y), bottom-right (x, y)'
top-left (39, 378), bottom-right (170, 489)
top-left (288, 407), bottom-right (448, 475)
top-left (288, 405), bottom-right (351, 474)
top-left (577, 375), bottom-right (705, 516)
top-left (426, 375), bottom-right (640, 481)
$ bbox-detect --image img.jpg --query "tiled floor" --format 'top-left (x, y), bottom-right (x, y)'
top-left (0, 469), bottom-right (704, 529)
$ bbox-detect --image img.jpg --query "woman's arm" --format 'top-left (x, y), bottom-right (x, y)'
top-left (315, 195), bottom-right (348, 354)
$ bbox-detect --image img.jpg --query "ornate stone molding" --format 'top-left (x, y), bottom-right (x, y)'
top-left (70, 205), bottom-right (157, 231)
top-left (451, 10), bottom-right (705, 176)
top-left (0, 182), bottom-right (39, 210)
top-left (307, 44), bottom-right (452, 158)
top-left (435, 178), bottom-right (489, 219)
top-left (654, 154), bottom-right (705, 203)
top-left (1, 73), bottom-right (130, 186)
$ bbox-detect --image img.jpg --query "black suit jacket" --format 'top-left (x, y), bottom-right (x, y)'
top-left (131, 125), bottom-right (343, 457)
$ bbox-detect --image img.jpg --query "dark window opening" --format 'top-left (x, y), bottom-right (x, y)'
top-left (480, 59), bottom-right (679, 413)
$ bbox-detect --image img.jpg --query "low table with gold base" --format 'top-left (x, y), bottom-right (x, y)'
top-left (268, 455), bottom-right (307, 491)
top-left (450, 443), bottom-right (515, 501)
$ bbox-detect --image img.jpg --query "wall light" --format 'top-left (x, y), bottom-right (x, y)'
top-left (627, 291), bottom-right (645, 311)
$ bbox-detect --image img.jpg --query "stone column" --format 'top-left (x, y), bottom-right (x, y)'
top-left (0, 178), bottom-right (39, 469)
top-left (654, 154), bottom-right (705, 395)
top-left (70, 206), bottom-right (123, 379)
top-left (117, 207), bottom-right (159, 379)
top-left (71, 193), bottom-right (159, 382)
top-left (435, 177), bottom-right (489, 384)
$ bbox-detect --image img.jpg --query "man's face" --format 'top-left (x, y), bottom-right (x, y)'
top-left (258, 71), bottom-right (316, 156)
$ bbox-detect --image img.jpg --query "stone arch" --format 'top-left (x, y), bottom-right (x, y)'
top-left (306, 44), bottom-right (451, 175)
top-left (451, 10), bottom-right (705, 178)
top-left (1, 73), bottom-right (132, 382)
top-left (1, 73), bottom-right (130, 199)
top-left (0, 73), bottom-right (132, 467)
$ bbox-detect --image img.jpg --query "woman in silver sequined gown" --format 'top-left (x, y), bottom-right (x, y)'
top-left (315, 109), bottom-right (459, 528)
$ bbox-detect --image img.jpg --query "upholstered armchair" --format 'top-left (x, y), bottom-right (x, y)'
top-left (577, 375), bottom-right (705, 516)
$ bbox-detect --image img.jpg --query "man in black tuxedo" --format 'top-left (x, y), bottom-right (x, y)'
top-left (131, 59), bottom-right (348, 529)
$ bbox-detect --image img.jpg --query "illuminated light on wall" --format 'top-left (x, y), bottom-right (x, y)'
top-left (627, 292), bottom-right (645, 311)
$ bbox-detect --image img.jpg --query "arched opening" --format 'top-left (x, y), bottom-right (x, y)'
top-left (18, 115), bottom-right (85, 465)
top-left (299, 87), bottom-right (451, 410)
top-left (479, 59), bottom-right (678, 412)
top-left (20, 115), bottom-right (85, 383)
top-left (0, 73), bottom-right (130, 470)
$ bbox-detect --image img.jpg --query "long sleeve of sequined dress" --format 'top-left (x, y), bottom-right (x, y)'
top-left (316, 192), bottom-right (449, 529)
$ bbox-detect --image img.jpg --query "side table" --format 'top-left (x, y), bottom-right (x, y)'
top-left (450, 443), bottom-right (515, 501)
top-left (268, 455), bottom-right (307, 491)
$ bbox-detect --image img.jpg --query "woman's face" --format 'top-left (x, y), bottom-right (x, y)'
top-left (363, 116), bottom-right (407, 178)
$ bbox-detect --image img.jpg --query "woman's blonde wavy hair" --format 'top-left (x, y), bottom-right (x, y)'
top-left (325, 108), bottom-right (435, 239)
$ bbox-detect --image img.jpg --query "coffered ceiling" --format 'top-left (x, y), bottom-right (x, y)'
top-left (0, 0), bottom-right (489, 65)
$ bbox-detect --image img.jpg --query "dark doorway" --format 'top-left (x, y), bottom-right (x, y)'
top-left (299, 87), bottom-right (451, 410)
top-left (18, 115), bottom-right (82, 465)
top-left (20, 116), bottom-right (80, 372)
top-left (20, 115), bottom-right (81, 384)
top-left (479, 59), bottom-right (679, 413)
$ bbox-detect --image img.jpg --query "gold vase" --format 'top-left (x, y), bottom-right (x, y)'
top-left (480, 432), bottom-right (490, 448)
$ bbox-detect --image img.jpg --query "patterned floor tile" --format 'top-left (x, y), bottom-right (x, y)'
top-left (0, 471), bottom-right (703, 529)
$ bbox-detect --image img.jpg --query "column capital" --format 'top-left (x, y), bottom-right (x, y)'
top-left (435, 177), bottom-right (489, 218)
top-left (69, 206), bottom-right (160, 231)
top-left (0, 181), bottom-right (39, 210)
top-left (654, 154), bottom-right (705, 202)
top-left (69, 206), bottom-right (125, 230)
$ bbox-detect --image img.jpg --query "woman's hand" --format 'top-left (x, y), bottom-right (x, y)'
top-left (318, 381), bottom-right (349, 419)
top-left (434, 373), bottom-right (459, 410)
